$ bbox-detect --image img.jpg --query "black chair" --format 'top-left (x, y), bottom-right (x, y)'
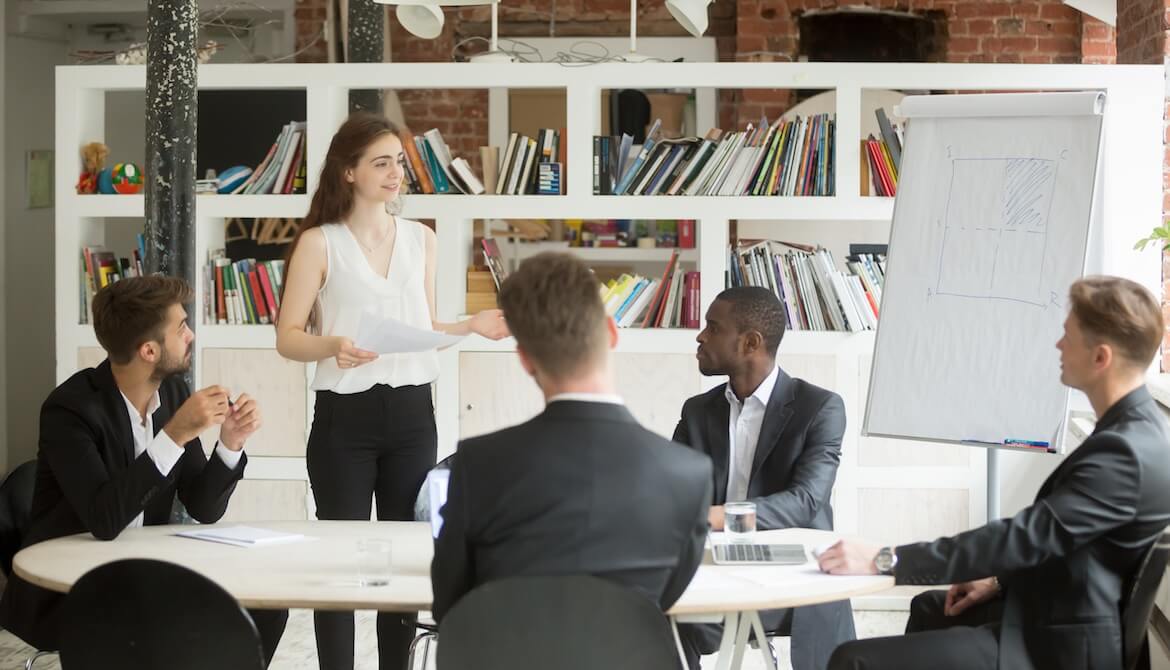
top-left (0, 460), bottom-right (36, 578)
top-left (1122, 528), bottom-right (1170, 670)
top-left (437, 575), bottom-right (682, 670)
top-left (408, 454), bottom-right (456, 669)
top-left (59, 558), bottom-right (266, 670)
top-left (0, 460), bottom-right (55, 670)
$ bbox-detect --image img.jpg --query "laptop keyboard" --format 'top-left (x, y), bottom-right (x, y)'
top-left (715, 543), bottom-right (807, 564)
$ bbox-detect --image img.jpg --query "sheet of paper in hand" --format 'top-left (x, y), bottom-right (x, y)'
top-left (354, 310), bottom-right (465, 354)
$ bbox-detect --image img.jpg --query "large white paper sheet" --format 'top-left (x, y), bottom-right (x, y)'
top-left (354, 311), bottom-right (465, 354)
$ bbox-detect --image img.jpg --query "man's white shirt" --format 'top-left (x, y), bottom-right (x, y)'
top-left (120, 390), bottom-right (242, 529)
top-left (724, 366), bottom-right (779, 502)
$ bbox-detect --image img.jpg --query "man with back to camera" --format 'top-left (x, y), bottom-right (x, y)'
top-left (673, 286), bottom-right (856, 670)
top-left (818, 276), bottom-right (1170, 670)
top-left (430, 251), bottom-right (714, 622)
top-left (0, 276), bottom-right (287, 666)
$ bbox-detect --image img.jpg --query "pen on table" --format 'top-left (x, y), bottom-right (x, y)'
top-left (1003, 438), bottom-right (1050, 448)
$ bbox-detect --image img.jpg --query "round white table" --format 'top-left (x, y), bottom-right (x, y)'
top-left (15, 522), bottom-right (893, 670)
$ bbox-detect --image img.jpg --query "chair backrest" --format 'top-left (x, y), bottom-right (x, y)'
top-left (60, 558), bottom-right (265, 670)
top-left (1122, 528), bottom-right (1170, 670)
top-left (437, 575), bottom-right (680, 670)
top-left (0, 460), bottom-right (37, 577)
top-left (413, 453), bottom-right (455, 522)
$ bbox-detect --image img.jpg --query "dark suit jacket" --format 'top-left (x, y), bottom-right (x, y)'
top-left (673, 368), bottom-right (854, 669)
top-left (0, 360), bottom-right (247, 650)
top-left (430, 400), bottom-right (713, 623)
top-left (895, 386), bottom-right (1170, 670)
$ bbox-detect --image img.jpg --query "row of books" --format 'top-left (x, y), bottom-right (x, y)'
top-left (203, 252), bottom-right (285, 325)
top-left (602, 249), bottom-right (700, 329)
top-left (493, 129), bottom-right (564, 195)
top-left (401, 128), bottom-right (486, 195)
top-left (728, 241), bottom-right (886, 332)
top-left (230, 121), bottom-right (308, 195)
top-left (78, 236), bottom-right (148, 323)
top-left (862, 108), bottom-right (903, 197)
top-left (592, 113), bottom-right (836, 197)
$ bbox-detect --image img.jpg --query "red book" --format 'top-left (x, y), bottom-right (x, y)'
top-left (257, 263), bottom-right (280, 324)
top-left (247, 268), bottom-right (269, 324)
top-left (214, 263), bottom-right (226, 323)
top-left (678, 220), bottom-right (695, 249)
top-left (685, 271), bottom-right (701, 328)
top-left (867, 138), bottom-right (894, 196)
top-left (641, 249), bottom-right (679, 329)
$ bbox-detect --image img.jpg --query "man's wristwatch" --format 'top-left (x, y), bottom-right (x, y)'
top-left (874, 546), bottom-right (898, 575)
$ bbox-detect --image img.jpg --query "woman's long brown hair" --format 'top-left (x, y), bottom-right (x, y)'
top-left (279, 112), bottom-right (404, 330)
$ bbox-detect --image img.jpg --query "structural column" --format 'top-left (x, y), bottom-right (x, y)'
top-left (145, 0), bottom-right (199, 524)
top-left (145, 0), bottom-right (199, 304)
top-left (348, 0), bottom-right (384, 112)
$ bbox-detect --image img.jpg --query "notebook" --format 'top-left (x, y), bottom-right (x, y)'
top-left (177, 525), bottom-right (305, 548)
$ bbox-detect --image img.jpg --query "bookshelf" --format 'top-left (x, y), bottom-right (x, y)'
top-left (56, 62), bottom-right (1163, 536)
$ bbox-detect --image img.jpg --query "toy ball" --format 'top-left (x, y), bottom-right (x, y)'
top-left (97, 167), bottom-right (116, 194)
top-left (111, 162), bottom-right (144, 194)
top-left (217, 165), bottom-right (252, 193)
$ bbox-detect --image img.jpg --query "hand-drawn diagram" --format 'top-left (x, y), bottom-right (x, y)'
top-left (936, 156), bottom-right (1058, 306)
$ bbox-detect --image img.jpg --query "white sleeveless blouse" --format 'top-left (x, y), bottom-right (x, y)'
top-left (310, 219), bottom-right (439, 393)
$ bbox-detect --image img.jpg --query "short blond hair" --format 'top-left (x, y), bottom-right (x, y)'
top-left (1068, 276), bottom-right (1163, 367)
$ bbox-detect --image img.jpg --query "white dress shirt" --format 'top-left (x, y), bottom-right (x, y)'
top-left (724, 366), bottom-right (780, 502)
top-left (548, 392), bottom-right (624, 405)
top-left (120, 390), bottom-right (243, 529)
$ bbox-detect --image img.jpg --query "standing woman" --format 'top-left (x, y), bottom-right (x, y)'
top-left (276, 112), bottom-right (508, 670)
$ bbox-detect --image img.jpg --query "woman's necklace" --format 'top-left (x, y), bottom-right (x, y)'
top-left (350, 219), bottom-right (393, 254)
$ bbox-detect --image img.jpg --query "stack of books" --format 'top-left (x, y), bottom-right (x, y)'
top-left (79, 235), bottom-right (147, 323)
top-left (203, 251), bottom-right (284, 325)
top-left (862, 108), bottom-right (902, 197)
top-left (728, 241), bottom-right (886, 332)
top-left (593, 114), bottom-right (836, 197)
top-left (228, 121), bottom-right (307, 195)
top-left (601, 249), bottom-right (700, 329)
top-left (401, 128), bottom-right (486, 195)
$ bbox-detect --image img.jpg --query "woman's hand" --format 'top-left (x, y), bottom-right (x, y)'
top-left (469, 309), bottom-right (510, 340)
top-left (333, 337), bottom-right (378, 369)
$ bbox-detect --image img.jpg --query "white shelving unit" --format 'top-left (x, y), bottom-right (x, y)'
top-left (55, 62), bottom-right (1164, 532)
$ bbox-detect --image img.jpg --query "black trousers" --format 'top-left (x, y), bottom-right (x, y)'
top-left (249, 608), bottom-right (290, 668)
top-left (307, 384), bottom-right (438, 670)
top-left (827, 589), bottom-right (1003, 670)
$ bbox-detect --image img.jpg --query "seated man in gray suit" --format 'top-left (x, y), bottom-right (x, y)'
top-left (674, 286), bottom-right (855, 670)
top-left (819, 276), bottom-right (1170, 670)
top-left (430, 252), bottom-right (713, 622)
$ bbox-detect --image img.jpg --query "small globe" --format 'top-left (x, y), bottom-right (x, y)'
top-left (111, 162), bottom-right (143, 194)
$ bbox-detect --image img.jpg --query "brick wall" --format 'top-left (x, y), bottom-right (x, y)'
top-left (297, 0), bottom-right (1109, 154)
top-left (1116, 0), bottom-right (1170, 369)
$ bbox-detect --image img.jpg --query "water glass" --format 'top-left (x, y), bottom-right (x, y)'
top-left (357, 538), bottom-right (393, 587)
top-left (724, 502), bottom-right (757, 543)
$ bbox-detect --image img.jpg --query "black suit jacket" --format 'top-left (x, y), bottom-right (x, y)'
top-left (0, 360), bottom-right (247, 650)
top-left (895, 386), bottom-right (1170, 670)
top-left (673, 368), bottom-right (854, 669)
top-left (430, 400), bottom-right (713, 623)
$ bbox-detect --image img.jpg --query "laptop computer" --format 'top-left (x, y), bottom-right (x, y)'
top-left (426, 468), bottom-right (451, 539)
top-left (711, 543), bottom-right (809, 565)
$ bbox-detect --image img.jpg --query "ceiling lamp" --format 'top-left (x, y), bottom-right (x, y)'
top-left (375, 0), bottom-right (514, 62)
